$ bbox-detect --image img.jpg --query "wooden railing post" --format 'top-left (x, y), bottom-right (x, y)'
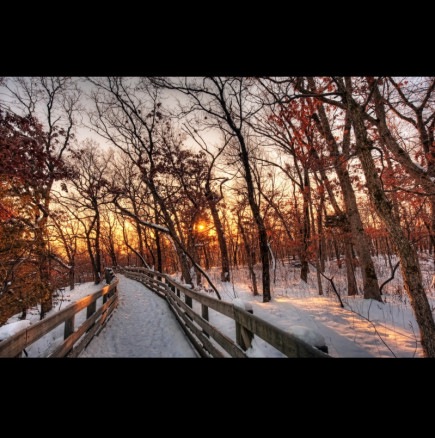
top-left (87, 301), bottom-right (96, 320)
top-left (234, 300), bottom-right (254, 351)
top-left (104, 267), bottom-right (114, 285)
top-left (201, 304), bottom-right (209, 338)
top-left (201, 304), bottom-right (209, 321)
top-left (64, 315), bottom-right (75, 339)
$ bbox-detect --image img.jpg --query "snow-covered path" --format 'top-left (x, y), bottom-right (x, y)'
top-left (80, 275), bottom-right (198, 358)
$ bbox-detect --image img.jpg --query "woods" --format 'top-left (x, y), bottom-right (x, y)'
top-left (1, 76), bottom-right (435, 357)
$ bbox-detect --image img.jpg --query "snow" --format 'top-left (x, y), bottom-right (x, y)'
top-left (142, 221), bottom-right (169, 233)
top-left (233, 298), bottom-right (253, 313)
top-left (3, 281), bottom-right (108, 356)
top-left (2, 275), bottom-right (197, 357)
top-left (79, 275), bottom-right (197, 357)
top-left (202, 254), bottom-right (435, 358)
top-left (287, 325), bottom-right (326, 349)
top-left (0, 320), bottom-right (30, 342)
top-left (2, 252), bottom-right (434, 358)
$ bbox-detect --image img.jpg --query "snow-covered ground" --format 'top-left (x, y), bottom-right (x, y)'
top-left (2, 253), bottom-right (434, 358)
top-left (200, 254), bottom-right (435, 358)
top-left (80, 275), bottom-right (197, 357)
top-left (2, 275), bottom-right (197, 358)
top-left (3, 281), bottom-right (105, 357)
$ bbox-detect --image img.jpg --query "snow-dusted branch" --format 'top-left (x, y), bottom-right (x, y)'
top-left (114, 198), bottom-right (170, 233)
top-left (49, 253), bottom-right (72, 270)
top-left (114, 197), bottom-right (222, 300)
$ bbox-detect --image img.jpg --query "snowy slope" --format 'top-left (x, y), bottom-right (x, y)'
top-left (201, 256), bottom-right (434, 358)
top-left (79, 275), bottom-right (198, 358)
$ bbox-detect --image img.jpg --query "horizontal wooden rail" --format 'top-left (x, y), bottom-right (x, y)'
top-left (119, 266), bottom-right (330, 358)
top-left (0, 268), bottom-right (119, 358)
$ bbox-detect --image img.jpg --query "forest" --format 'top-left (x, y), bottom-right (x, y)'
top-left (1, 76), bottom-right (435, 357)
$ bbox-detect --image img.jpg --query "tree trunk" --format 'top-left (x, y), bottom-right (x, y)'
top-left (69, 266), bottom-right (75, 291)
top-left (233, 132), bottom-right (271, 301)
top-left (154, 203), bottom-right (163, 273)
top-left (156, 230), bottom-right (162, 273)
top-left (300, 169), bottom-right (311, 283)
top-left (147, 178), bottom-right (192, 285)
top-left (317, 196), bottom-right (326, 273)
top-left (347, 85), bottom-right (435, 357)
top-left (206, 187), bottom-right (230, 282)
top-left (314, 97), bottom-right (382, 301)
top-left (108, 238), bottom-right (117, 267)
top-left (203, 245), bottom-right (210, 271)
top-left (316, 262), bottom-right (323, 295)
top-left (238, 215), bottom-right (258, 296)
top-left (344, 240), bottom-right (358, 296)
top-left (93, 211), bottom-right (102, 285)
top-left (85, 226), bottom-right (99, 286)
top-left (36, 227), bottom-right (53, 318)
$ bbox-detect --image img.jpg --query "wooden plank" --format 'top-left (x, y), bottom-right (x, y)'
top-left (68, 295), bottom-right (118, 359)
top-left (49, 293), bottom-right (118, 358)
top-left (86, 301), bottom-right (97, 319)
top-left (166, 294), bottom-right (224, 358)
top-left (235, 302), bottom-right (254, 351)
top-left (50, 307), bottom-right (104, 358)
top-left (25, 279), bottom-right (118, 347)
top-left (166, 299), bottom-right (209, 358)
top-left (126, 269), bottom-right (329, 358)
top-left (147, 277), bottom-right (167, 288)
top-left (232, 307), bottom-right (330, 358)
top-left (236, 321), bottom-right (242, 349)
top-left (68, 317), bottom-right (102, 358)
top-left (0, 278), bottom-right (118, 357)
top-left (201, 304), bottom-right (209, 338)
top-left (240, 326), bottom-right (253, 350)
top-left (94, 296), bottom-right (118, 337)
top-left (165, 286), bottom-right (246, 358)
top-left (164, 277), bottom-right (234, 318)
top-left (64, 316), bottom-right (75, 340)
top-left (0, 331), bottom-right (27, 358)
top-left (185, 295), bottom-right (193, 308)
top-left (126, 273), bottom-right (167, 299)
top-left (201, 304), bottom-right (209, 321)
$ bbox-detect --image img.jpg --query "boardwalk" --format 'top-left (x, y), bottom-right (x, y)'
top-left (80, 275), bottom-right (198, 358)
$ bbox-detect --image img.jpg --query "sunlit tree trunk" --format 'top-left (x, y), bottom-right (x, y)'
top-left (205, 185), bottom-right (230, 282)
top-left (312, 91), bottom-right (382, 301)
top-left (238, 213), bottom-right (258, 296)
top-left (346, 78), bottom-right (435, 357)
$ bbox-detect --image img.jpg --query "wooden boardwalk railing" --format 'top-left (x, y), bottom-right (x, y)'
top-left (0, 268), bottom-right (119, 358)
top-left (119, 266), bottom-right (330, 358)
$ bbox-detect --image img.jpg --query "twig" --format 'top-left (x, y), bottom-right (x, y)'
top-left (379, 261), bottom-right (400, 295)
top-left (308, 261), bottom-right (344, 307)
top-left (350, 300), bottom-right (397, 357)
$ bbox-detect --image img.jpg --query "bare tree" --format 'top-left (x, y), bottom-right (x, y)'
top-left (1, 77), bottom-right (81, 317)
top-left (152, 77), bottom-right (272, 302)
top-left (62, 141), bottom-right (113, 284)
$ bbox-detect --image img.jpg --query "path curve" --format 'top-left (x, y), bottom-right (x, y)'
top-left (80, 275), bottom-right (198, 358)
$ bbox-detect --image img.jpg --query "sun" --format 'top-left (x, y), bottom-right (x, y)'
top-left (198, 224), bottom-right (205, 231)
